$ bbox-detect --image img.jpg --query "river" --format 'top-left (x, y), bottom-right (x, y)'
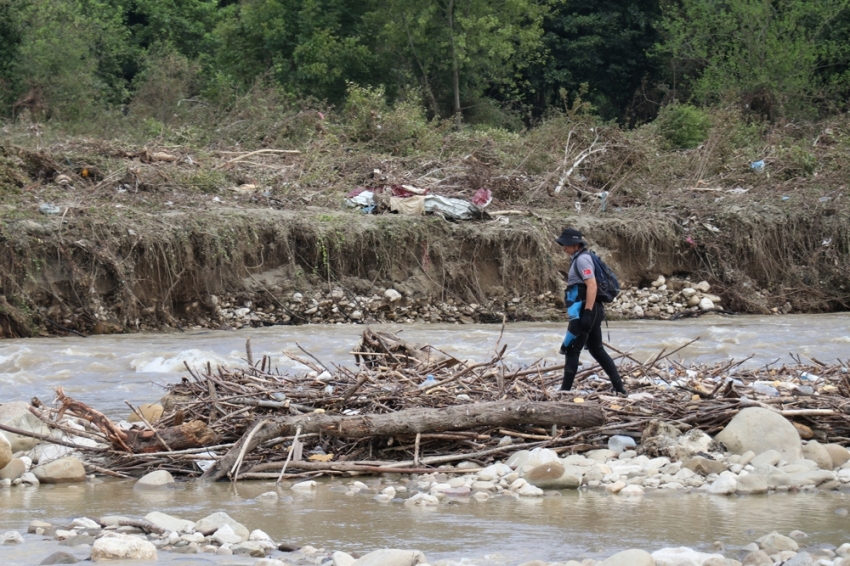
top-left (1, 313), bottom-right (849, 564)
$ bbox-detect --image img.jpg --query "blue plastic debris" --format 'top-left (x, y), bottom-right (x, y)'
top-left (750, 160), bottom-right (765, 172)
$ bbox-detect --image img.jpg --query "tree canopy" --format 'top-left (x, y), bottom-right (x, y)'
top-left (0, 0), bottom-right (848, 124)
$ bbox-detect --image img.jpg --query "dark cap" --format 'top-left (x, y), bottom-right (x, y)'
top-left (555, 228), bottom-right (587, 247)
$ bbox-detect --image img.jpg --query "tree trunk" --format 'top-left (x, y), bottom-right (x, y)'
top-left (202, 400), bottom-right (605, 481)
top-left (447, 0), bottom-right (461, 123)
top-left (125, 420), bottom-right (217, 453)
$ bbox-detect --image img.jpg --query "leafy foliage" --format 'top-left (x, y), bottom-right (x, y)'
top-left (655, 0), bottom-right (850, 119)
top-left (0, 0), bottom-right (848, 127)
top-left (654, 103), bottom-right (710, 149)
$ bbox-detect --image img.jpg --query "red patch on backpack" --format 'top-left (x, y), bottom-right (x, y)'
top-left (582, 268), bottom-right (592, 276)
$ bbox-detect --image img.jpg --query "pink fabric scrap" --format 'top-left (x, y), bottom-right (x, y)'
top-left (471, 188), bottom-right (492, 207)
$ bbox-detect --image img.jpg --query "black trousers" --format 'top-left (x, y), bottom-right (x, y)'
top-left (560, 304), bottom-right (626, 393)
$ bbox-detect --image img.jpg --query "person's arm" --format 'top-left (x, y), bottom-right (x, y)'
top-left (584, 277), bottom-right (597, 311)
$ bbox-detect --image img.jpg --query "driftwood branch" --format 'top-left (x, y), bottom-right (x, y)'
top-left (202, 400), bottom-right (605, 481)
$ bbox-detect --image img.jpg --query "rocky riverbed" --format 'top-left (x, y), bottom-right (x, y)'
top-left (175, 277), bottom-right (734, 333)
top-left (3, 401), bottom-right (850, 565)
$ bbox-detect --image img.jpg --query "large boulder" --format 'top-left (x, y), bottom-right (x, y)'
top-left (33, 457), bottom-right (86, 483)
top-left (523, 461), bottom-right (582, 489)
top-left (0, 402), bottom-right (52, 452)
top-left (90, 533), bottom-right (157, 561)
top-left (824, 444), bottom-right (850, 468)
top-left (134, 470), bottom-right (174, 490)
top-left (0, 433), bottom-right (11, 470)
top-left (756, 531), bottom-right (798, 552)
top-left (144, 512), bottom-right (194, 533)
top-left (801, 441), bottom-right (834, 470)
top-left (714, 408), bottom-right (802, 462)
top-left (127, 403), bottom-right (164, 424)
top-left (351, 549), bottom-right (428, 566)
top-left (735, 474), bottom-right (768, 495)
top-left (0, 457), bottom-right (26, 481)
top-left (599, 549), bottom-right (655, 566)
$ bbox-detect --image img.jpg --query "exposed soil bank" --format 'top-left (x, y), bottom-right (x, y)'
top-left (1, 203), bottom-right (847, 338)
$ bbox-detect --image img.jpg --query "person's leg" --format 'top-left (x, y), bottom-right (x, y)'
top-left (560, 318), bottom-right (587, 391)
top-left (585, 306), bottom-right (627, 394)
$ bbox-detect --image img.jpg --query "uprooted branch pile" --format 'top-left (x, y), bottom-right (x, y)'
top-left (24, 330), bottom-right (850, 481)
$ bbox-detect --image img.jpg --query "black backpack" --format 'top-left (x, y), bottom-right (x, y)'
top-left (571, 250), bottom-right (621, 303)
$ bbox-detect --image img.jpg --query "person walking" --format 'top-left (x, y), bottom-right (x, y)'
top-left (555, 228), bottom-right (627, 395)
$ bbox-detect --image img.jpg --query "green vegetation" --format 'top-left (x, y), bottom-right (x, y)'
top-left (655, 104), bottom-right (711, 149)
top-left (0, 0), bottom-right (848, 128)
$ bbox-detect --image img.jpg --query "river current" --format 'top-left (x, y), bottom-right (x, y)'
top-left (1, 313), bottom-right (849, 564)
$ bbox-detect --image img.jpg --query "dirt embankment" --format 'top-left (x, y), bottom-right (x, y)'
top-left (1, 202), bottom-right (847, 338)
top-left (1, 121), bottom-right (849, 339)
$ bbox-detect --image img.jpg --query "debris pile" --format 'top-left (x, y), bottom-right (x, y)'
top-left (2, 332), bottom-right (848, 483)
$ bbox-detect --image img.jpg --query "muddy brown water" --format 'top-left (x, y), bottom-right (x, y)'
top-left (1, 313), bottom-right (850, 564)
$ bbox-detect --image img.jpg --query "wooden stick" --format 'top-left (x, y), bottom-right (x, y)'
top-left (230, 419), bottom-right (268, 481)
top-left (276, 425), bottom-right (303, 483)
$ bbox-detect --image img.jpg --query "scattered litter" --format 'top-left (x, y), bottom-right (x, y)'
top-left (750, 160), bottom-right (765, 172)
top-left (782, 196), bottom-right (790, 201)
top-left (39, 203), bottom-right (61, 215)
top-left (726, 187), bottom-right (748, 194)
top-left (470, 188), bottom-right (492, 207)
top-left (212, 196), bottom-right (221, 203)
top-left (819, 196), bottom-right (832, 202)
top-left (702, 223), bottom-right (720, 233)
top-left (346, 186), bottom-right (488, 220)
top-left (823, 238), bottom-right (832, 247)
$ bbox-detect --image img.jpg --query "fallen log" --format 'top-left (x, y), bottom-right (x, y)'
top-left (125, 420), bottom-right (218, 453)
top-left (202, 400), bottom-right (605, 481)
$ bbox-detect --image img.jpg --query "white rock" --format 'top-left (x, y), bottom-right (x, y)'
top-left (384, 289), bottom-right (402, 302)
top-left (517, 484), bottom-right (544, 496)
top-left (351, 549), bottom-right (427, 565)
top-left (212, 524), bottom-right (243, 545)
top-left (256, 491), bottom-right (279, 502)
top-left (20, 472), bottom-right (39, 485)
top-left (599, 548), bottom-right (655, 566)
top-left (255, 560), bottom-right (286, 566)
top-left (694, 281), bottom-right (711, 292)
top-left (708, 473), bottom-right (738, 495)
top-left (32, 457), bottom-right (86, 483)
top-left (0, 402), bottom-right (52, 452)
top-left (699, 298), bottom-right (715, 311)
top-left (291, 480), bottom-right (317, 492)
top-left (652, 546), bottom-right (726, 566)
top-left (333, 550), bottom-right (356, 566)
top-left (681, 288), bottom-right (697, 298)
top-left (134, 470), bottom-right (175, 490)
top-left (2, 531), bottom-right (24, 544)
top-left (618, 485), bottom-right (644, 497)
top-left (70, 517), bottom-right (101, 530)
top-left (194, 512), bottom-right (249, 540)
top-left (404, 493), bottom-right (438, 506)
top-left (0, 433), bottom-right (13, 470)
top-left (714, 408), bottom-right (803, 462)
top-left (144, 512), bottom-right (194, 533)
top-left (91, 532), bottom-right (157, 561)
top-left (757, 531), bottom-right (799, 552)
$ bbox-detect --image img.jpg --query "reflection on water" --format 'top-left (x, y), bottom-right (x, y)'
top-left (1, 480), bottom-right (849, 563)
